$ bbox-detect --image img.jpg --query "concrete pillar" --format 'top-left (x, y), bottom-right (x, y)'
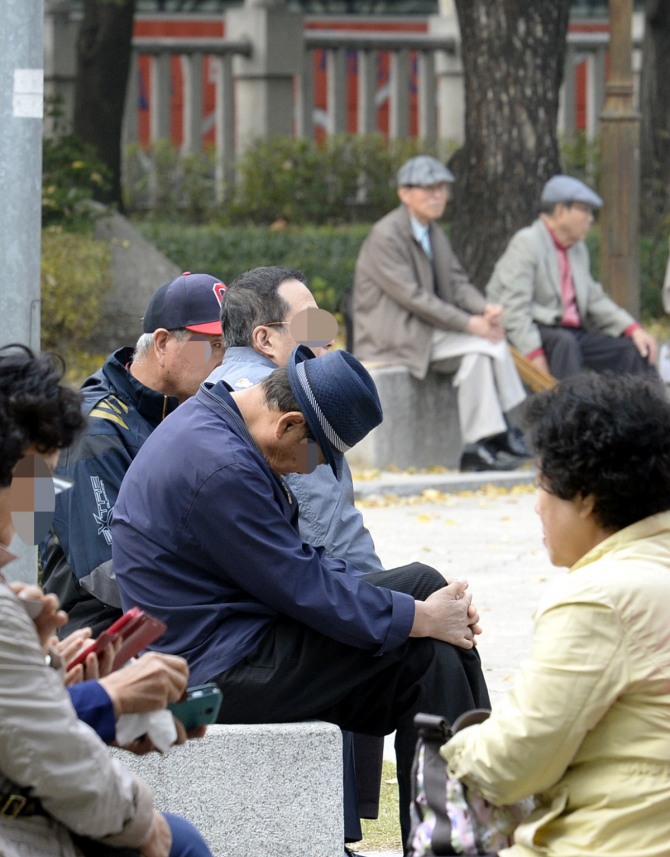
top-left (599, 0), bottom-right (640, 317)
top-left (429, 3), bottom-right (464, 145)
top-left (0, 0), bottom-right (44, 583)
top-left (226, 0), bottom-right (303, 154)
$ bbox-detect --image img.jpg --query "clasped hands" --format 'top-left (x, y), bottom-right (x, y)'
top-left (410, 579), bottom-right (482, 649)
top-left (465, 303), bottom-right (505, 343)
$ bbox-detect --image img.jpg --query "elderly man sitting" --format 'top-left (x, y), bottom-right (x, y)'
top-left (486, 174), bottom-right (657, 379)
top-left (111, 347), bottom-right (489, 848)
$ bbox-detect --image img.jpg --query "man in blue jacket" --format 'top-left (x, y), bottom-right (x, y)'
top-left (209, 265), bottom-right (384, 848)
top-left (42, 272), bottom-right (225, 635)
top-left (112, 347), bottom-right (489, 849)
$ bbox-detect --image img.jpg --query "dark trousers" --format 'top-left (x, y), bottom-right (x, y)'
top-left (538, 324), bottom-right (654, 380)
top-left (212, 563), bottom-right (490, 851)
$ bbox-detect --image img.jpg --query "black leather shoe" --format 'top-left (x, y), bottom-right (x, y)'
top-left (459, 442), bottom-right (522, 472)
top-left (486, 426), bottom-right (531, 459)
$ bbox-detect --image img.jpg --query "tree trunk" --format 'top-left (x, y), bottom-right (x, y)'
top-left (639, 0), bottom-right (670, 236)
top-left (449, 0), bottom-right (571, 289)
top-left (73, 0), bottom-right (136, 210)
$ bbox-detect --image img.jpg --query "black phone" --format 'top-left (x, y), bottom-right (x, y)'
top-left (167, 683), bottom-right (223, 730)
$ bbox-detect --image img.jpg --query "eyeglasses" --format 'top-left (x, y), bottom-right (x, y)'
top-left (264, 321), bottom-right (289, 328)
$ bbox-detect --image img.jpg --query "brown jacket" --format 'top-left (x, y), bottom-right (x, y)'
top-left (353, 205), bottom-right (485, 379)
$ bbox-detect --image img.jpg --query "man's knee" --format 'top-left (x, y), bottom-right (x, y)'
top-left (365, 562), bottom-right (446, 600)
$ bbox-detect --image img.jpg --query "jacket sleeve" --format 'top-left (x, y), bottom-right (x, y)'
top-left (571, 243), bottom-right (636, 335)
top-left (49, 419), bottom-right (135, 608)
top-left (357, 222), bottom-right (475, 332)
top-left (180, 455), bottom-right (414, 655)
top-left (284, 460), bottom-right (384, 576)
top-left (68, 681), bottom-right (117, 744)
top-left (442, 598), bottom-right (627, 804)
top-left (485, 230), bottom-right (546, 356)
top-left (0, 585), bottom-right (154, 848)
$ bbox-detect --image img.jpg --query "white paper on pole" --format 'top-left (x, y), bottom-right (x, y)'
top-left (13, 68), bottom-right (44, 118)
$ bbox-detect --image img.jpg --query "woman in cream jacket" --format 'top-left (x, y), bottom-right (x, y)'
top-left (443, 371), bottom-right (670, 857)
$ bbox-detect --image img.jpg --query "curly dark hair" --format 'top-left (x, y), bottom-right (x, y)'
top-left (0, 345), bottom-right (85, 487)
top-left (525, 371), bottom-right (670, 531)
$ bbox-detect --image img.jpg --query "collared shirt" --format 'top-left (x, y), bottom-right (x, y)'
top-left (207, 347), bottom-right (384, 575)
top-left (112, 381), bottom-right (415, 685)
top-left (545, 223), bottom-right (581, 328)
top-left (410, 216), bottom-right (433, 259)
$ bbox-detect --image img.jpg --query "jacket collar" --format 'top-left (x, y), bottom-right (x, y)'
top-left (571, 510), bottom-right (670, 572)
top-left (82, 347), bottom-right (180, 427)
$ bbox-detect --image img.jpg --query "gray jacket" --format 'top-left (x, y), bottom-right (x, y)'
top-left (353, 205), bottom-right (485, 379)
top-left (486, 217), bottom-right (635, 356)
top-left (0, 581), bottom-right (154, 856)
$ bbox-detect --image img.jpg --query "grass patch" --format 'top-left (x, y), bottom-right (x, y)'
top-left (354, 759), bottom-right (402, 853)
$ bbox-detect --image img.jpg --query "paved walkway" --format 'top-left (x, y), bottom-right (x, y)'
top-left (350, 465), bottom-right (559, 856)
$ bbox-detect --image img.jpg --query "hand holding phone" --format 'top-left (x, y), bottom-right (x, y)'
top-left (66, 607), bottom-right (167, 672)
top-left (167, 683), bottom-right (223, 730)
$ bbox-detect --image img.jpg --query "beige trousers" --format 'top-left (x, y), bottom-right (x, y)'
top-left (430, 330), bottom-right (526, 445)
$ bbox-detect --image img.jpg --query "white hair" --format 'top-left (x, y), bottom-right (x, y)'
top-left (132, 328), bottom-right (190, 360)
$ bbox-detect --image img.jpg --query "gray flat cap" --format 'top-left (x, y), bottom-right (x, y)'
top-left (541, 174), bottom-right (603, 208)
top-left (397, 156), bottom-right (454, 187)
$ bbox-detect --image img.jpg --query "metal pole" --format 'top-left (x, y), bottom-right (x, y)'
top-left (0, 0), bottom-right (44, 583)
top-left (599, 0), bottom-right (640, 316)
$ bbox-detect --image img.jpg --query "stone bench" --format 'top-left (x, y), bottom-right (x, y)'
top-left (110, 721), bottom-right (343, 857)
top-left (346, 364), bottom-right (462, 470)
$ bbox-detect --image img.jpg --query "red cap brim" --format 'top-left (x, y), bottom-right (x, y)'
top-left (185, 321), bottom-right (223, 335)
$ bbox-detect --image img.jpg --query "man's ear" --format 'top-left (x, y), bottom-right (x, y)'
top-left (275, 411), bottom-right (306, 440)
top-left (251, 325), bottom-right (275, 358)
top-left (398, 187), bottom-right (410, 205)
top-left (152, 329), bottom-right (171, 364)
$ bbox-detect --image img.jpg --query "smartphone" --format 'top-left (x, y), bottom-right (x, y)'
top-left (67, 606), bottom-right (167, 672)
top-left (167, 683), bottom-right (223, 730)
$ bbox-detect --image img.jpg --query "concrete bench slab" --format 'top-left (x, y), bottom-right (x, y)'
top-left (346, 365), bottom-right (461, 470)
top-left (110, 721), bottom-right (343, 857)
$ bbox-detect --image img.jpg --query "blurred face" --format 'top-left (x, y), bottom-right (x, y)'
top-left (263, 413), bottom-right (325, 476)
top-left (0, 448), bottom-right (61, 555)
top-left (398, 182), bottom-right (450, 225)
top-left (162, 331), bottom-right (224, 402)
top-left (550, 202), bottom-right (594, 246)
top-left (255, 279), bottom-right (334, 367)
top-left (534, 475), bottom-right (600, 568)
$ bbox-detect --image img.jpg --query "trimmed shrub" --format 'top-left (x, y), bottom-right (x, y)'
top-left (125, 134), bottom-right (456, 227)
top-left (41, 228), bottom-right (111, 376)
top-left (135, 221), bottom-right (372, 312)
top-left (137, 219), bottom-right (668, 325)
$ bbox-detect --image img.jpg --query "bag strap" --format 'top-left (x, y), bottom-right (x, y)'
top-left (410, 714), bottom-right (454, 855)
top-left (414, 712), bottom-right (452, 743)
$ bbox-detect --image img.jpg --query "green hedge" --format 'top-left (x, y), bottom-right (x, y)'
top-left (136, 220), bottom-right (669, 323)
top-left (135, 221), bottom-right (372, 313)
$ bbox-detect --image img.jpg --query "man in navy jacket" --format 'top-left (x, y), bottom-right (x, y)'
top-left (112, 347), bottom-right (489, 849)
top-left (42, 272), bottom-right (225, 635)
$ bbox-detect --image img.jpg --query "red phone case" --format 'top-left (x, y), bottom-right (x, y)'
top-left (67, 607), bottom-right (167, 671)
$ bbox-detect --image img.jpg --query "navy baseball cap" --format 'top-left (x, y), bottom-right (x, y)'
top-left (286, 346), bottom-right (383, 480)
top-left (142, 272), bottom-right (226, 335)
